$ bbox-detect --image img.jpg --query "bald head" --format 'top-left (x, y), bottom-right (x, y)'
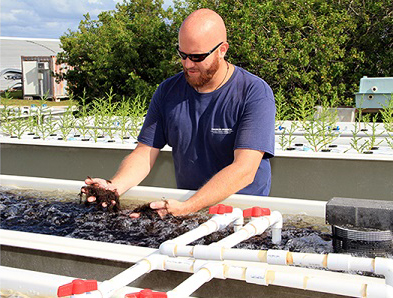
top-left (179, 9), bottom-right (227, 53)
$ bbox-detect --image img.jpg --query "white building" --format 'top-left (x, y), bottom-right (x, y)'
top-left (0, 37), bottom-right (62, 92)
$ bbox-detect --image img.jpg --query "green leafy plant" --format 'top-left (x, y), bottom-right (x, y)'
top-left (58, 95), bottom-right (77, 141)
top-left (117, 96), bottom-right (132, 142)
top-left (386, 132), bottom-right (393, 150)
top-left (89, 96), bottom-right (107, 142)
top-left (363, 114), bottom-right (383, 150)
top-left (380, 96), bottom-right (393, 133)
top-left (303, 99), bottom-right (339, 152)
top-left (278, 121), bottom-right (298, 150)
top-left (26, 107), bottom-right (39, 135)
top-left (0, 91), bottom-right (15, 136)
top-left (275, 87), bottom-right (291, 130)
top-left (349, 123), bottom-right (369, 153)
top-left (34, 94), bottom-right (53, 140)
top-left (102, 89), bottom-right (118, 141)
top-left (293, 93), bottom-right (316, 130)
top-left (75, 91), bottom-right (91, 139)
top-left (128, 94), bottom-right (147, 140)
top-left (11, 108), bottom-right (29, 138)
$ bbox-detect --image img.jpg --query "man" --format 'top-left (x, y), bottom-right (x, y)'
top-left (85, 8), bottom-right (275, 217)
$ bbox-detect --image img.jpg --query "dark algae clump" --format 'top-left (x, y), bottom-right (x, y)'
top-left (0, 189), bottom-right (333, 253)
top-left (79, 178), bottom-right (120, 212)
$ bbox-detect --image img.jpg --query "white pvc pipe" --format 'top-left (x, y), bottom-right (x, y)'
top-left (98, 258), bottom-right (154, 297)
top-left (159, 208), bottom-right (243, 257)
top-left (99, 210), bottom-right (244, 297)
top-left (0, 229), bottom-right (155, 264)
top-left (168, 262), bottom-right (223, 297)
top-left (240, 265), bottom-right (380, 298)
top-left (0, 266), bottom-right (168, 298)
top-left (212, 211), bottom-right (282, 248)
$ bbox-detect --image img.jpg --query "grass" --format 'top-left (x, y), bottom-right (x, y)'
top-left (0, 90), bottom-right (73, 107)
top-left (0, 98), bottom-right (73, 107)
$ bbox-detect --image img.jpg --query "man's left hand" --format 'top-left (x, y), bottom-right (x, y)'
top-left (150, 199), bottom-right (190, 218)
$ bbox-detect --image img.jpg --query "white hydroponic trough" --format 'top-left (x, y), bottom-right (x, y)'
top-left (0, 175), bottom-right (390, 298)
top-left (1, 133), bottom-right (392, 201)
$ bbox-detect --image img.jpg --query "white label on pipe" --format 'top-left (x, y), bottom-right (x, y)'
top-left (245, 267), bottom-right (268, 286)
top-left (267, 250), bottom-right (288, 265)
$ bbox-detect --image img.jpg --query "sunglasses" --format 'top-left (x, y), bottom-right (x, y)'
top-left (176, 42), bottom-right (223, 62)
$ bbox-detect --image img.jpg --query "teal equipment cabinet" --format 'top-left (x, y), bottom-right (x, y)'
top-left (355, 76), bottom-right (392, 109)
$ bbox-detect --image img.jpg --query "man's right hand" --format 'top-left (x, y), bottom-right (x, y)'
top-left (82, 177), bottom-right (118, 208)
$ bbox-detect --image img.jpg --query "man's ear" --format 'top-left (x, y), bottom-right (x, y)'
top-left (219, 42), bottom-right (229, 58)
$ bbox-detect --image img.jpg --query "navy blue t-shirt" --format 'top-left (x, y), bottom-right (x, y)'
top-left (138, 66), bottom-right (275, 196)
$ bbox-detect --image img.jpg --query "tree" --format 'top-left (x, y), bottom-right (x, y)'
top-left (57, 0), bottom-right (180, 104)
top-left (57, 0), bottom-right (392, 114)
top-left (177, 0), bottom-right (391, 111)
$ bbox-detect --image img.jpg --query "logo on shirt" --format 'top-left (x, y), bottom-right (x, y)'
top-left (211, 128), bottom-right (233, 134)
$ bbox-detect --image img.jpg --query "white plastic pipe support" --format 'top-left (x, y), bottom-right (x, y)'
top-left (222, 248), bottom-right (262, 262)
top-left (348, 256), bottom-right (375, 272)
top-left (97, 280), bottom-right (116, 298)
top-left (271, 228), bottom-right (282, 245)
top-left (245, 266), bottom-right (268, 286)
top-left (305, 276), bottom-right (367, 297)
top-left (223, 264), bottom-right (246, 281)
top-left (386, 263), bottom-right (393, 290)
top-left (387, 285), bottom-right (393, 298)
top-left (375, 257), bottom-right (393, 276)
top-left (203, 262), bottom-right (225, 280)
top-left (169, 262), bottom-right (223, 297)
top-left (270, 211), bottom-right (283, 229)
top-left (248, 217), bottom-right (269, 235)
top-left (167, 268), bottom-right (212, 297)
top-left (145, 253), bottom-right (167, 271)
top-left (159, 241), bottom-right (177, 257)
top-left (367, 283), bottom-right (387, 298)
top-left (98, 253), bottom-right (165, 298)
top-left (164, 257), bottom-right (195, 273)
top-left (212, 228), bottom-right (250, 248)
top-left (193, 245), bottom-right (223, 260)
top-left (170, 222), bottom-right (213, 245)
top-left (176, 245), bottom-right (194, 257)
top-left (327, 254), bottom-right (351, 271)
top-left (272, 271), bottom-right (305, 289)
top-left (270, 211), bottom-right (283, 244)
top-left (233, 210), bottom-right (244, 232)
top-left (291, 253), bottom-right (326, 268)
top-left (267, 250), bottom-right (288, 265)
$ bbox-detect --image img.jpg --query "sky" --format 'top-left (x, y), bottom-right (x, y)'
top-left (0, 0), bottom-right (173, 40)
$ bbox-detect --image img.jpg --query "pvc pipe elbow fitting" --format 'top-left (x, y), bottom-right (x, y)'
top-left (159, 242), bottom-right (177, 257)
top-left (198, 262), bottom-right (225, 280)
top-left (270, 211), bottom-right (283, 229)
top-left (145, 253), bottom-right (167, 271)
top-left (97, 280), bottom-right (116, 298)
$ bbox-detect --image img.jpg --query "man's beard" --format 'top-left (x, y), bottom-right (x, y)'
top-left (184, 56), bottom-right (220, 89)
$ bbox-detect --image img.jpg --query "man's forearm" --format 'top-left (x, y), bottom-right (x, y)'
top-left (111, 143), bottom-right (159, 195)
top-left (182, 149), bottom-right (264, 214)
